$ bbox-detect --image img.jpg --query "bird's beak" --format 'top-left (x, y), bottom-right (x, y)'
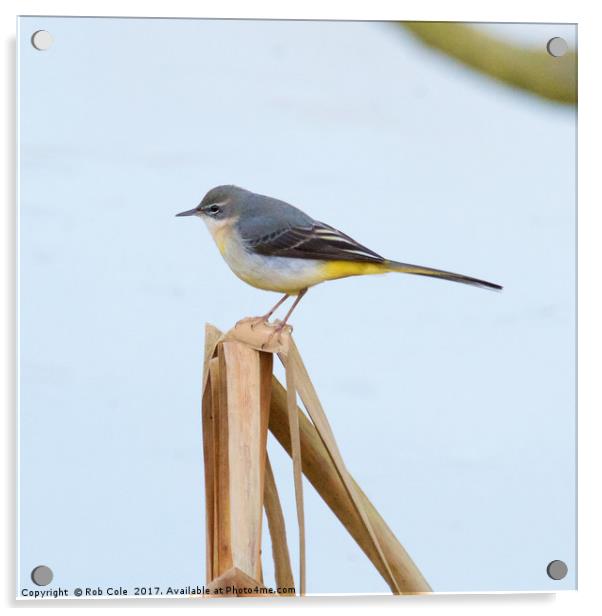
top-left (175, 207), bottom-right (199, 217)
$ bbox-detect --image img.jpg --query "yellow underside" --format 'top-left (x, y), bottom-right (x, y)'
top-left (290, 260), bottom-right (391, 293)
top-left (320, 260), bottom-right (390, 280)
top-left (236, 260), bottom-right (391, 295)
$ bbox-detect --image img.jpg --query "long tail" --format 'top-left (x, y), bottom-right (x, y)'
top-left (384, 260), bottom-right (502, 291)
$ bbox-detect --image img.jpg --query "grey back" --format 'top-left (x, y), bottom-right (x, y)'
top-left (232, 189), bottom-right (315, 240)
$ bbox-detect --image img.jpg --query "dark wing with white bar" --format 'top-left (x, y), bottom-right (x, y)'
top-left (243, 221), bottom-right (386, 263)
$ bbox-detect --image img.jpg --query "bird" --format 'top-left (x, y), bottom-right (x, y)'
top-left (176, 185), bottom-right (502, 336)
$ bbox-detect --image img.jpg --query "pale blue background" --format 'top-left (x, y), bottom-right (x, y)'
top-left (17, 17), bottom-right (576, 595)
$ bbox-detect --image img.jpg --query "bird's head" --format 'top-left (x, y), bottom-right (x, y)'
top-left (175, 185), bottom-right (249, 223)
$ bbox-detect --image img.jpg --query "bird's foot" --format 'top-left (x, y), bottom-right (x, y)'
top-left (235, 315), bottom-right (268, 330)
top-left (261, 321), bottom-right (293, 350)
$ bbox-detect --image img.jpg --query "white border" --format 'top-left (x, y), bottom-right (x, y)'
top-left (3, 1), bottom-right (600, 614)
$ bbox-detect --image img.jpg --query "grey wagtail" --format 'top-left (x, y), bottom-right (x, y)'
top-left (177, 185), bottom-right (502, 332)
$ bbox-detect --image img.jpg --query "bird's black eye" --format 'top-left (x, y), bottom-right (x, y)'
top-left (208, 204), bottom-right (220, 215)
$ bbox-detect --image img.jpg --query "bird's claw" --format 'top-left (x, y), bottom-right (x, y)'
top-left (251, 316), bottom-right (270, 330)
top-left (261, 333), bottom-right (279, 350)
top-left (236, 316), bottom-right (267, 329)
top-left (260, 324), bottom-right (291, 350)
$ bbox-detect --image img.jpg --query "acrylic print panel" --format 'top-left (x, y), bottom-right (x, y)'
top-left (17, 17), bottom-right (576, 598)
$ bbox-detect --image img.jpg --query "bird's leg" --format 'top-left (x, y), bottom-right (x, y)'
top-left (262, 289), bottom-right (308, 348)
top-left (278, 288), bottom-right (307, 328)
top-left (262, 293), bottom-right (291, 322)
top-left (249, 293), bottom-right (290, 329)
top-left (236, 293), bottom-right (290, 330)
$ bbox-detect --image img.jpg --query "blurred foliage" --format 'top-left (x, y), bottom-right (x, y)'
top-left (402, 22), bottom-right (577, 105)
